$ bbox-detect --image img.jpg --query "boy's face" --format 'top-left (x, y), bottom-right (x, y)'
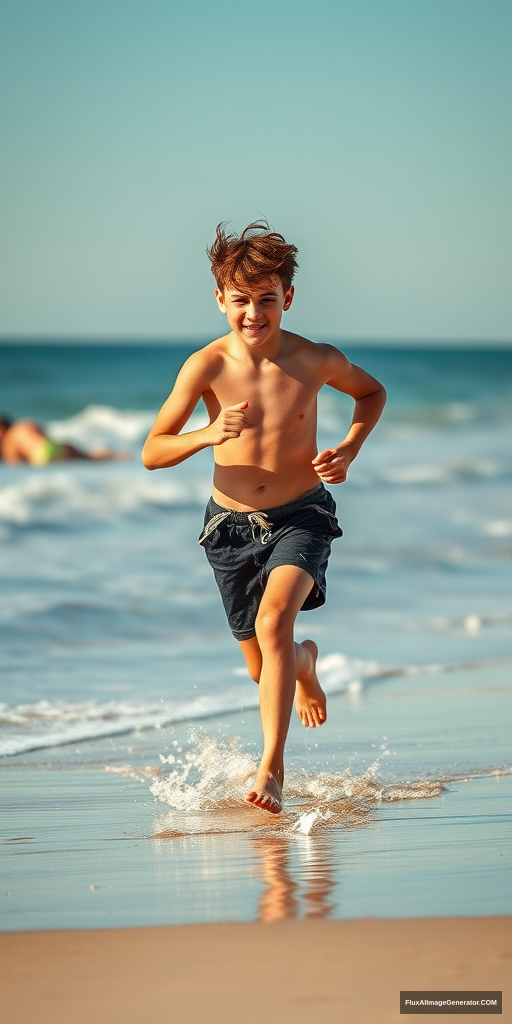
top-left (215, 276), bottom-right (294, 348)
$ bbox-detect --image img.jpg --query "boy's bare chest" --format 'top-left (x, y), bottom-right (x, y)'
top-left (208, 364), bottom-right (317, 426)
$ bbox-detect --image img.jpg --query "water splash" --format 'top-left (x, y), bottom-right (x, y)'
top-left (150, 732), bottom-right (256, 811)
top-left (148, 731), bottom-right (457, 838)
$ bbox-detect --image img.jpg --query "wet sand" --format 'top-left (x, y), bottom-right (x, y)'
top-left (1, 916), bottom-right (510, 1024)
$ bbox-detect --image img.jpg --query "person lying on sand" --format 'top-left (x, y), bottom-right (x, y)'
top-left (142, 221), bottom-right (386, 814)
top-left (0, 415), bottom-right (129, 465)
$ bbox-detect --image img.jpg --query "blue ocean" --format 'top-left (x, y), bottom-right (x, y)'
top-left (1, 343), bottom-right (511, 929)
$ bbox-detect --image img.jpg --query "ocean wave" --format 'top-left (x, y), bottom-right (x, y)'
top-left (48, 405), bottom-right (154, 447)
top-left (47, 405), bottom-right (208, 448)
top-left (0, 651), bottom-right (377, 756)
top-left (0, 653), bottom-right (501, 757)
top-left (0, 470), bottom-right (210, 526)
top-left (377, 458), bottom-right (504, 486)
top-left (482, 519), bottom-right (512, 538)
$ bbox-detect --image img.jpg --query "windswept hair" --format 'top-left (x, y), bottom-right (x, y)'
top-left (207, 221), bottom-right (298, 292)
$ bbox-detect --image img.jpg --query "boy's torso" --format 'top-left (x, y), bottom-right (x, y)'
top-left (202, 332), bottom-right (330, 511)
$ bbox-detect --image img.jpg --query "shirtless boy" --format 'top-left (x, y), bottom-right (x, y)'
top-left (142, 222), bottom-right (386, 814)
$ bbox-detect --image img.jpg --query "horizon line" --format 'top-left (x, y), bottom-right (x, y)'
top-left (1, 336), bottom-right (512, 348)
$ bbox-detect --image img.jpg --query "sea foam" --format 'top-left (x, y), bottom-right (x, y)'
top-left (0, 653), bottom-right (497, 757)
top-left (0, 651), bottom-right (382, 755)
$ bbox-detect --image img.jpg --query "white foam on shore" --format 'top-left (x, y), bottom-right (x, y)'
top-left (1, 654), bottom-right (504, 757)
top-left (0, 652), bottom-right (395, 756)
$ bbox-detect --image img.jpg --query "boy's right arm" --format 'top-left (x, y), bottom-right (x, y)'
top-left (141, 351), bottom-right (247, 470)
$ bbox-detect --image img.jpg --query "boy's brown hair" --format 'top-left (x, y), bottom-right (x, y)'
top-left (207, 221), bottom-right (298, 292)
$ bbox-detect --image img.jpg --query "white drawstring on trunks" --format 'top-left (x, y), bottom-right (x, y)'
top-left (197, 510), bottom-right (231, 545)
top-left (198, 509), bottom-right (274, 546)
top-left (247, 511), bottom-right (273, 544)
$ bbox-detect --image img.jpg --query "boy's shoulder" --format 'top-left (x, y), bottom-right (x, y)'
top-left (283, 332), bottom-right (346, 357)
top-left (281, 333), bottom-right (350, 376)
top-left (189, 333), bottom-right (232, 365)
top-left (177, 335), bottom-right (230, 381)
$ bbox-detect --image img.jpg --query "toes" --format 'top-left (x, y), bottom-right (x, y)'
top-left (311, 703), bottom-right (326, 726)
top-left (245, 788), bottom-right (282, 813)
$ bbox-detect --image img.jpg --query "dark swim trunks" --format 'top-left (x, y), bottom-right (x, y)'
top-left (198, 484), bottom-right (342, 641)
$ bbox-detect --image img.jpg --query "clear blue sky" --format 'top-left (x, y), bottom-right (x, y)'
top-left (1, 0), bottom-right (511, 341)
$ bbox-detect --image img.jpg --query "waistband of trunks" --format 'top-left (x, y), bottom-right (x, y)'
top-left (208, 484), bottom-right (328, 523)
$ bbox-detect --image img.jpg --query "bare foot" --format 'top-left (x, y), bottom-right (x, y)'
top-left (246, 770), bottom-right (283, 814)
top-left (295, 640), bottom-right (327, 728)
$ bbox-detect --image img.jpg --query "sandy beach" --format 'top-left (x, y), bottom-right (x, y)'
top-left (1, 916), bottom-right (509, 1024)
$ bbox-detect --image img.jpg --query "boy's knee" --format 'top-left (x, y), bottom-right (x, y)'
top-left (255, 607), bottom-right (292, 647)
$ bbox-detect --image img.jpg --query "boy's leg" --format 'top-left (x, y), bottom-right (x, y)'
top-left (240, 636), bottom-right (326, 728)
top-left (244, 564), bottom-right (326, 814)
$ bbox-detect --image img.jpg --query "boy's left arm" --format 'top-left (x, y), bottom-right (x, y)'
top-left (312, 347), bottom-right (386, 484)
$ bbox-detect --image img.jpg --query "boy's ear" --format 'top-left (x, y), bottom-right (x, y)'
top-left (214, 288), bottom-right (227, 313)
top-left (283, 285), bottom-right (294, 311)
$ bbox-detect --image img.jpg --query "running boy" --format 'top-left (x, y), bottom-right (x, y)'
top-left (142, 222), bottom-right (386, 814)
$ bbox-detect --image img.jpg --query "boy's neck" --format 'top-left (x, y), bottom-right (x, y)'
top-left (232, 326), bottom-right (287, 364)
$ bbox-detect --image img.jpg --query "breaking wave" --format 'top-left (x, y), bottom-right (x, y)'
top-left (0, 469), bottom-right (210, 526)
top-left (0, 653), bottom-right (501, 757)
top-left (48, 405), bottom-right (157, 447)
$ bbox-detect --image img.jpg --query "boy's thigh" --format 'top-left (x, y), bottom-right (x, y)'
top-left (263, 524), bottom-right (333, 612)
top-left (258, 564), bottom-right (315, 619)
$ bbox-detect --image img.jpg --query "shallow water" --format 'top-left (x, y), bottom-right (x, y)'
top-left (1, 664), bottom-right (510, 930)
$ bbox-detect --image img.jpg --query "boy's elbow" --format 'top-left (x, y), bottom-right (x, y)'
top-left (141, 442), bottom-right (157, 470)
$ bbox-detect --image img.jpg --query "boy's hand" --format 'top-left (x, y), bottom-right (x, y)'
top-left (312, 445), bottom-right (353, 484)
top-left (207, 402), bottom-right (248, 446)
